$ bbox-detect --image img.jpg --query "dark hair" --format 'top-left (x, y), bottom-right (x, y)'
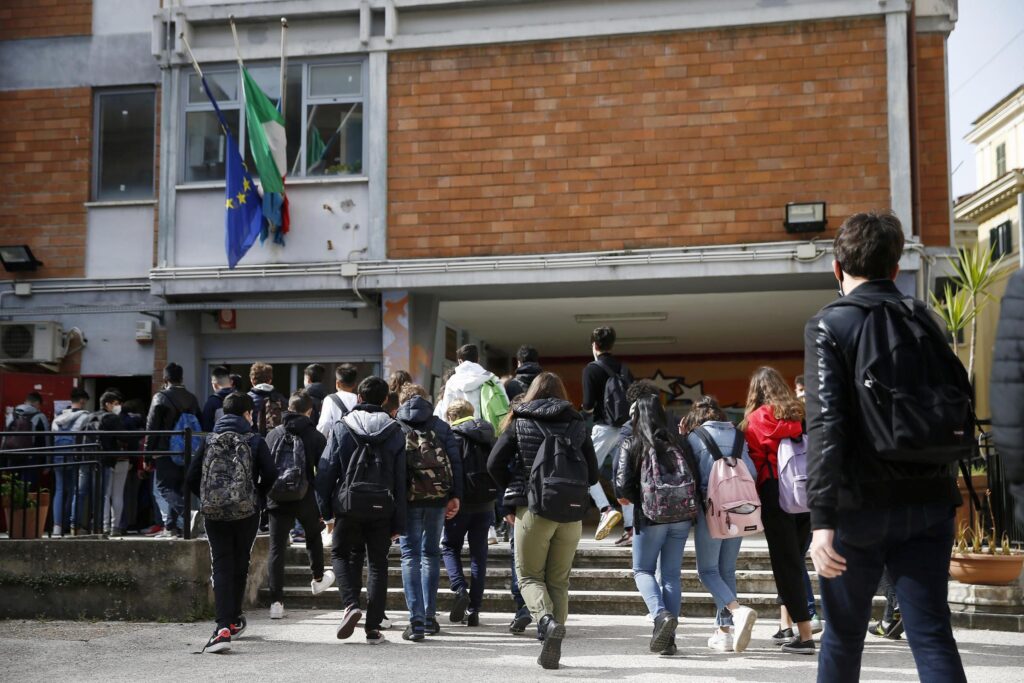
top-left (516, 345), bottom-right (539, 364)
top-left (628, 394), bottom-right (684, 474)
top-left (795, 375), bottom-right (805, 387)
top-left (336, 363), bottom-right (358, 387)
top-left (304, 363), bottom-right (326, 383)
top-left (457, 344), bottom-right (479, 364)
top-left (124, 398), bottom-right (145, 415)
top-left (223, 391), bottom-right (254, 417)
top-left (25, 391), bottom-right (43, 405)
top-left (591, 326), bottom-right (616, 352)
top-left (99, 391), bottom-right (123, 408)
top-left (229, 373), bottom-right (243, 389)
top-left (250, 361), bottom-right (273, 386)
top-left (436, 366), bottom-right (456, 405)
top-left (163, 363), bottom-right (184, 384)
top-left (289, 391), bottom-right (313, 415)
top-left (626, 380), bottom-right (660, 404)
top-left (382, 391), bottom-right (400, 417)
top-left (679, 395), bottom-right (728, 435)
top-left (211, 365), bottom-right (230, 381)
top-left (357, 376), bottom-right (389, 406)
top-left (388, 370), bottom-right (413, 395)
top-left (833, 211), bottom-right (904, 281)
top-left (70, 387), bottom-right (90, 403)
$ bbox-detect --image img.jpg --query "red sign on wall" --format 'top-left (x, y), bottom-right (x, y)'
top-left (218, 309), bottom-right (237, 330)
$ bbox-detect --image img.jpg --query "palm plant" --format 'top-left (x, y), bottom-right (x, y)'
top-left (929, 282), bottom-right (973, 357)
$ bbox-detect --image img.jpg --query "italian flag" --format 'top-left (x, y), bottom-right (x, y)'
top-left (242, 67), bottom-right (289, 240)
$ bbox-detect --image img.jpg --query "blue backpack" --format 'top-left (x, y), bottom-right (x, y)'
top-left (163, 390), bottom-right (203, 466)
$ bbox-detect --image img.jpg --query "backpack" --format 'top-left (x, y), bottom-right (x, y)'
top-left (639, 440), bottom-right (699, 524)
top-left (458, 425), bottom-right (498, 506)
top-left (695, 427), bottom-right (764, 540)
top-left (525, 420), bottom-right (590, 523)
top-left (776, 436), bottom-right (809, 514)
top-left (251, 391), bottom-right (285, 437)
top-left (199, 432), bottom-right (258, 521)
top-left (835, 298), bottom-right (974, 464)
top-left (267, 430), bottom-right (308, 503)
top-left (3, 414), bottom-right (36, 451)
top-left (336, 428), bottom-right (396, 521)
top-left (53, 411), bottom-right (87, 450)
top-left (480, 378), bottom-right (510, 432)
top-left (596, 359), bottom-right (631, 427)
top-left (163, 390), bottom-right (203, 467)
top-left (403, 426), bottom-right (454, 502)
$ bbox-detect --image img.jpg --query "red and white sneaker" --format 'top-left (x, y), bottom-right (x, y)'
top-left (204, 628), bottom-right (231, 654)
top-left (229, 616), bottom-right (247, 639)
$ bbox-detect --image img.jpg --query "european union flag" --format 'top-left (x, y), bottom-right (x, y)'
top-left (199, 76), bottom-right (263, 269)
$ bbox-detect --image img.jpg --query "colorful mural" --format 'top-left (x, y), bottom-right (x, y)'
top-left (382, 291), bottom-right (432, 386)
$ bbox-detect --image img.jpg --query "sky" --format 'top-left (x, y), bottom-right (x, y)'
top-left (947, 1), bottom-right (1024, 200)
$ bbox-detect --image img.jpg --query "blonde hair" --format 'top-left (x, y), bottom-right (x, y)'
top-left (399, 383), bottom-right (429, 404)
top-left (446, 399), bottom-right (474, 423)
top-left (741, 367), bottom-right (805, 429)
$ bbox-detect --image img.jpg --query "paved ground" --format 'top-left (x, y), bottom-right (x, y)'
top-left (3, 611), bottom-right (1023, 682)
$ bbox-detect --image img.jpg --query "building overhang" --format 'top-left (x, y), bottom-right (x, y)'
top-left (953, 170), bottom-right (1024, 223)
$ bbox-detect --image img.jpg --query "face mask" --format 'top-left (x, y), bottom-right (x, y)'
top-left (111, 404), bottom-right (122, 415)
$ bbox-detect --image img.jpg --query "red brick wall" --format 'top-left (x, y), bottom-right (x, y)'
top-left (915, 33), bottom-right (951, 247)
top-left (0, 0), bottom-right (92, 41)
top-left (388, 18), bottom-right (891, 258)
top-left (0, 88), bottom-right (91, 279)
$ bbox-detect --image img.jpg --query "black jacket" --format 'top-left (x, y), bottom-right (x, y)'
top-left (396, 395), bottom-right (463, 506)
top-left (315, 404), bottom-right (408, 535)
top-left (803, 279), bottom-right (961, 530)
top-left (265, 412), bottom-right (327, 510)
top-left (582, 354), bottom-right (632, 425)
top-left (201, 387), bottom-right (234, 433)
top-left (991, 269), bottom-right (1024, 525)
top-left (451, 417), bottom-right (497, 514)
top-left (145, 385), bottom-right (201, 454)
top-left (304, 382), bottom-right (328, 421)
top-left (186, 414), bottom-right (277, 500)
top-left (487, 398), bottom-right (599, 510)
top-left (504, 362), bottom-right (543, 401)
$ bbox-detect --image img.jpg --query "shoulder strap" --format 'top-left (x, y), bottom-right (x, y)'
top-left (729, 429), bottom-right (745, 459)
top-left (594, 358), bottom-right (617, 380)
top-left (329, 394), bottom-right (349, 414)
top-left (161, 389), bottom-right (182, 415)
top-left (694, 427), bottom-right (727, 461)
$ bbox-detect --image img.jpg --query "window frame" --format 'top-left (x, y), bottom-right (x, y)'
top-left (990, 220), bottom-right (1013, 261)
top-left (92, 86), bottom-right (157, 202)
top-left (178, 57), bottom-right (369, 185)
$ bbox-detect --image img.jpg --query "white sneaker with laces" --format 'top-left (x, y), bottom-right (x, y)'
top-left (487, 527), bottom-right (498, 545)
top-left (708, 629), bottom-right (734, 652)
top-left (381, 614), bottom-right (392, 629)
top-left (594, 508), bottom-right (623, 541)
top-left (270, 601), bottom-right (285, 619)
top-left (311, 569), bottom-right (336, 595)
top-left (731, 605), bottom-right (758, 653)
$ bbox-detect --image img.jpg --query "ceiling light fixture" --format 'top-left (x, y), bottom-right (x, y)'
top-left (574, 312), bottom-right (668, 324)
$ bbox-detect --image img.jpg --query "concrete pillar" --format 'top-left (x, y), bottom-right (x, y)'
top-left (381, 290), bottom-right (438, 387)
top-left (164, 311), bottom-right (203, 395)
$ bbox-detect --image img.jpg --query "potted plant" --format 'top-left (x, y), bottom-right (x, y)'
top-left (0, 474), bottom-right (50, 539)
top-left (949, 509), bottom-right (1024, 586)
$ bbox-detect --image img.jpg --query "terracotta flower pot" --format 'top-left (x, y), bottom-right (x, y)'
top-left (1, 492), bottom-right (50, 539)
top-left (949, 552), bottom-right (1024, 586)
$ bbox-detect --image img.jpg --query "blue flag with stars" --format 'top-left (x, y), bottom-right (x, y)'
top-left (199, 76), bottom-right (263, 269)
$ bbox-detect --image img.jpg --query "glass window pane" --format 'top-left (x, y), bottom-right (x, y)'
top-left (96, 91), bottom-right (155, 200)
top-left (309, 64), bottom-right (361, 98)
top-left (243, 65), bottom-right (303, 178)
top-left (188, 70), bottom-right (238, 104)
top-left (184, 109), bottom-right (240, 182)
top-left (306, 103), bottom-right (363, 176)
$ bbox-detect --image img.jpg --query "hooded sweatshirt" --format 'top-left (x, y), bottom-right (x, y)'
top-left (187, 413), bottom-right (277, 501)
top-left (265, 411), bottom-right (327, 510)
top-left (434, 361), bottom-right (506, 424)
top-left (3, 403), bottom-right (50, 454)
top-left (451, 416), bottom-right (496, 514)
top-left (201, 386), bottom-right (235, 433)
top-left (398, 395), bottom-right (463, 507)
top-left (315, 404), bottom-right (407, 535)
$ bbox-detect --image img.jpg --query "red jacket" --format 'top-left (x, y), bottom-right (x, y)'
top-left (744, 405), bottom-right (803, 486)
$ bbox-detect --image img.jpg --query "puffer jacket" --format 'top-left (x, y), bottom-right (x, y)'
top-left (991, 269), bottom-right (1024, 525)
top-left (265, 411), bottom-right (327, 510)
top-left (397, 395), bottom-right (463, 507)
top-left (803, 279), bottom-right (963, 530)
top-left (487, 398), bottom-right (599, 510)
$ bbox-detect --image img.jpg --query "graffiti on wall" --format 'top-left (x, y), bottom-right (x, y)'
top-left (382, 291), bottom-right (431, 385)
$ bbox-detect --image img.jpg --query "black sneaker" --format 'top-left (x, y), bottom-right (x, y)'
top-left (537, 615), bottom-right (566, 670)
top-left (229, 615), bottom-right (246, 639)
top-left (336, 606), bottom-right (362, 640)
top-left (403, 620), bottom-right (425, 642)
top-left (510, 609), bottom-right (532, 634)
top-left (366, 630), bottom-right (386, 645)
top-left (450, 588), bottom-right (470, 623)
top-left (466, 611), bottom-right (480, 627)
top-left (203, 628), bottom-right (232, 654)
top-left (660, 636), bottom-right (678, 657)
top-left (885, 616), bottom-right (904, 640)
top-left (425, 617), bottom-right (441, 635)
top-left (772, 627), bottom-right (794, 642)
top-left (781, 638), bottom-right (816, 655)
top-left (650, 609), bottom-right (678, 653)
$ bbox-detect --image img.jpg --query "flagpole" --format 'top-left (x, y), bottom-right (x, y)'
top-left (229, 15), bottom-right (245, 68)
top-left (178, 31), bottom-right (203, 79)
top-left (279, 18), bottom-right (288, 117)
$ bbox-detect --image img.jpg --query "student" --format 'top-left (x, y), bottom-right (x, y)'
top-left (496, 393), bottom-right (532, 634)
top-left (581, 326), bottom-right (635, 545)
top-left (145, 363), bottom-right (201, 539)
top-left (794, 375), bottom-right (806, 401)
top-left (317, 364), bottom-right (359, 437)
top-left (805, 211), bottom-right (969, 682)
top-left (442, 399), bottom-right (496, 627)
top-left (303, 364), bottom-right (329, 422)
top-left (395, 383), bottom-right (463, 640)
top-left (743, 366), bottom-right (814, 654)
top-left (93, 391), bottom-right (133, 538)
top-left (50, 388), bottom-right (92, 537)
top-left (434, 344), bottom-right (508, 431)
top-left (614, 394), bottom-right (700, 656)
top-left (2, 391), bottom-right (50, 489)
top-left (315, 376), bottom-right (407, 645)
top-left (201, 366), bottom-right (234, 433)
top-left (119, 398), bottom-right (148, 534)
top-left (681, 396), bottom-right (759, 653)
top-left (388, 370), bottom-right (413, 398)
top-left (503, 346), bottom-right (543, 401)
top-left (187, 392), bottom-right (277, 654)
top-left (488, 372), bottom-right (599, 670)
top-left (247, 362), bottom-right (287, 437)
top-left (265, 392), bottom-right (333, 619)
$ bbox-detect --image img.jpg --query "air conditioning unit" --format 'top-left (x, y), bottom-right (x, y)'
top-left (0, 322), bottom-right (64, 363)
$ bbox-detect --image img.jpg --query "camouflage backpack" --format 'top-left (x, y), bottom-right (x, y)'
top-left (200, 432), bottom-right (258, 521)
top-left (402, 426), bottom-right (453, 503)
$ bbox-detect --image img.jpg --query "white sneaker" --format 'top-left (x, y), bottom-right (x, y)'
top-left (810, 615), bottom-right (823, 634)
top-left (311, 569), bottom-right (336, 595)
top-left (270, 602), bottom-right (285, 619)
top-left (381, 614), bottom-right (392, 629)
top-left (595, 508), bottom-right (623, 540)
top-left (708, 629), bottom-right (733, 652)
top-left (731, 606), bottom-right (758, 653)
top-left (488, 527), bottom-right (498, 545)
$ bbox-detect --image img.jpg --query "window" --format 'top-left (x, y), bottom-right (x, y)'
top-left (181, 60), bottom-right (366, 184)
top-left (93, 89), bottom-right (156, 200)
top-left (996, 143), bottom-right (1006, 177)
top-left (991, 220), bottom-right (1013, 260)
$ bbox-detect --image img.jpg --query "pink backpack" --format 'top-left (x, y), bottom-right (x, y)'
top-left (694, 427), bottom-right (764, 540)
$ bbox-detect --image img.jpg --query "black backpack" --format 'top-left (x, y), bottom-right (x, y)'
top-left (836, 297), bottom-right (974, 464)
top-left (525, 420), bottom-right (590, 522)
top-left (336, 431), bottom-right (395, 521)
top-left (458, 424), bottom-right (498, 506)
top-left (267, 430), bottom-right (308, 503)
top-left (597, 360), bottom-right (631, 427)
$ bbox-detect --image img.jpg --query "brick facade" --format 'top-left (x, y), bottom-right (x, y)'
top-left (915, 32), bottom-right (951, 247)
top-left (0, 0), bottom-right (92, 41)
top-left (0, 87), bottom-right (91, 279)
top-left (388, 18), bottom-right (891, 258)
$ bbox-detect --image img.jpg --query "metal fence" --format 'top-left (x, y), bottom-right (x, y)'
top-left (976, 422), bottom-right (1024, 548)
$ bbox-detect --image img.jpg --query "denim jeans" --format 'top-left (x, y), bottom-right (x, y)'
top-left (50, 457), bottom-right (76, 532)
top-left (632, 520), bottom-right (691, 618)
top-left (154, 457), bottom-right (185, 531)
top-left (693, 508), bottom-right (741, 627)
top-left (399, 505), bottom-right (446, 623)
top-left (442, 510), bottom-right (493, 613)
top-left (590, 423), bottom-right (633, 527)
top-left (818, 503), bottom-right (966, 683)
top-left (71, 462), bottom-right (98, 531)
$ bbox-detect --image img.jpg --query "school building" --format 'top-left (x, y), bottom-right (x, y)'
top-left (0, 0), bottom-right (961, 414)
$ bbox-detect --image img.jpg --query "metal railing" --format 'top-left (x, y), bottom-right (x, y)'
top-left (976, 422), bottom-right (1024, 548)
top-left (0, 429), bottom-right (194, 540)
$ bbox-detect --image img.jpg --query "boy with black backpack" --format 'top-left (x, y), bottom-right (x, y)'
top-left (395, 383), bottom-right (463, 641)
top-left (441, 399), bottom-right (496, 627)
top-left (187, 392), bottom-right (277, 654)
top-left (315, 376), bottom-right (407, 645)
top-left (265, 392), bottom-right (333, 620)
top-left (247, 362), bottom-right (287, 437)
top-left (804, 211), bottom-right (969, 683)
